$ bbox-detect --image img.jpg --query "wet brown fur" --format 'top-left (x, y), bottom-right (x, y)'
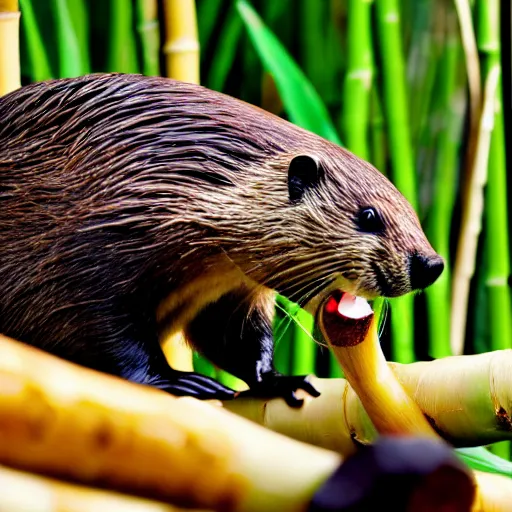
top-left (0, 73), bottom-right (437, 382)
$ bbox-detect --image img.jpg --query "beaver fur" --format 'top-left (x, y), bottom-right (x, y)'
top-left (0, 74), bottom-right (443, 404)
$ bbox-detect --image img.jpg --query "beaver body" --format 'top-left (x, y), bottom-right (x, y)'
top-left (0, 74), bottom-right (443, 404)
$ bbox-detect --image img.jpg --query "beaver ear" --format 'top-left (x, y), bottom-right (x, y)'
top-left (288, 155), bottom-right (323, 203)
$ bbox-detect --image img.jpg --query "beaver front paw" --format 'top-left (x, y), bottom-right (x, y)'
top-left (240, 372), bottom-right (321, 408)
top-left (153, 369), bottom-right (236, 401)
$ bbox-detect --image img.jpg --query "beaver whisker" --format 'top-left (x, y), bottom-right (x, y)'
top-left (266, 258), bottom-right (341, 288)
top-left (287, 272), bottom-right (339, 308)
top-left (263, 252), bottom-right (342, 282)
top-left (264, 259), bottom-right (341, 297)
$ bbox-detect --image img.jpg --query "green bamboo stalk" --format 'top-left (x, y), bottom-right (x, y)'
top-left (369, 87), bottom-right (387, 174)
top-left (206, 4), bottom-right (242, 92)
top-left (477, 0), bottom-right (512, 461)
top-left (290, 305), bottom-right (316, 376)
top-left (273, 295), bottom-right (293, 376)
top-left (106, 0), bottom-right (139, 73)
top-left (299, 0), bottom-right (327, 100)
top-left (406, 0), bottom-right (441, 150)
top-left (340, 0), bottom-right (373, 160)
top-left (425, 11), bottom-right (465, 359)
top-left (65, 0), bottom-right (90, 74)
top-left (197, 0), bottom-right (222, 51)
top-left (19, 0), bottom-right (53, 81)
top-left (375, 0), bottom-right (417, 363)
top-left (50, 0), bottom-right (84, 77)
top-left (135, 0), bottom-right (160, 76)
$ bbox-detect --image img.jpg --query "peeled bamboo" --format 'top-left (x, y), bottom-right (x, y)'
top-left (0, 0), bottom-right (20, 95)
top-left (227, 349), bottom-right (512, 454)
top-left (0, 334), bottom-right (341, 512)
top-left (0, 465), bottom-right (206, 512)
top-left (162, 0), bottom-right (200, 84)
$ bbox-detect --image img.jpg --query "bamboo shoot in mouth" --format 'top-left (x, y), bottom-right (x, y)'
top-left (318, 290), bottom-right (439, 438)
top-left (317, 290), bottom-right (512, 512)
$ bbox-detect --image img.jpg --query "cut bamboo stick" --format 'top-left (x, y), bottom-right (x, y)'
top-left (318, 293), bottom-right (439, 439)
top-left (0, 0), bottom-right (20, 95)
top-left (162, 0), bottom-right (200, 84)
top-left (227, 349), bottom-right (512, 453)
top-left (0, 334), bottom-right (340, 512)
top-left (0, 464), bottom-right (207, 512)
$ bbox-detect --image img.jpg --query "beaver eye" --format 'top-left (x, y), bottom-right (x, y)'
top-left (357, 207), bottom-right (385, 233)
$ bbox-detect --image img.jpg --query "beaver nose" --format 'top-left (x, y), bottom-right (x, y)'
top-left (409, 254), bottom-right (444, 290)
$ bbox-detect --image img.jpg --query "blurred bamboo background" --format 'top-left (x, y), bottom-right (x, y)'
top-left (3, 0), bottom-right (512, 460)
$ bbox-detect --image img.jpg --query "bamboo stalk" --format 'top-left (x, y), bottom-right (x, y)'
top-left (406, 0), bottom-right (439, 150)
top-left (450, 64), bottom-right (501, 355)
top-left (321, 295), bottom-right (439, 438)
top-left (162, 0), bottom-right (199, 84)
top-left (340, 0), bottom-right (373, 160)
top-left (453, 0), bottom-right (482, 190)
top-left (369, 86), bottom-right (387, 173)
top-left (374, 0), bottom-right (417, 364)
top-left (0, 0), bottom-right (20, 95)
top-left (228, 348), bottom-right (512, 453)
top-left (477, 0), bottom-right (511, 460)
top-left (0, 334), bottom-right (340, 512)
top-left (425, 8), bottom-right (465, 359)
top-left (66, 0), bottom-right (90, 74)
top-left (0, 465), bottom-right (205, 512)
top-left (207, 7), bottom-right (242, 92)
top-left (135, 0), bottom-right (160, 76)
top-left (206, 3), bottom-right (242, 92)
top-left (50, 0), bottom-right (84, 77)
top-left (290, 302), bottom-right (316, 377)
top-left (106, 0), bottom-right (139, 73)
top-left (18, 0), bottom-right (53, 81)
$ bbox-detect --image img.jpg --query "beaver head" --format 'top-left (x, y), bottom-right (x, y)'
top-left (0, 74), bottom-right (442, 316)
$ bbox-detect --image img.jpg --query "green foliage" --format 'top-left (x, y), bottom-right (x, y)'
top-left (236, 0), bottom-right (341, 145)
top-left (457, 447), bottom-right (512, 478)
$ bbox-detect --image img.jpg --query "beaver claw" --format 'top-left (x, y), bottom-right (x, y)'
top-left (240, 372), bottom-right (321, 408)
top-left (154, 370), bottom-right (236, 401)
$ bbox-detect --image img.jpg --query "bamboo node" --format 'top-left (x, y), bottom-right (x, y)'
top-left (0, 11), bottom-right (19, 21)
top-left (163, 39), bottom-right (200, 55)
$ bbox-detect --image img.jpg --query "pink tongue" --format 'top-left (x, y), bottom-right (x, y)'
top-left (325, 292), bottom-right (373, 320)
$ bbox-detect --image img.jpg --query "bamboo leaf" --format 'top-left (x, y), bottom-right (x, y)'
top-left (457, 447), bottom-right (512, 478)
top-left (236, 0), bottom-right (341, 145)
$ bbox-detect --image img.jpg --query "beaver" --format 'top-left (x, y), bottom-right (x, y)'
top-left (0, 74), bottom-right (443, 406)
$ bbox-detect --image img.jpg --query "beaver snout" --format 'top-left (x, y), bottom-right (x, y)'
top-left (409, 253), bottom-right (444, 290)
